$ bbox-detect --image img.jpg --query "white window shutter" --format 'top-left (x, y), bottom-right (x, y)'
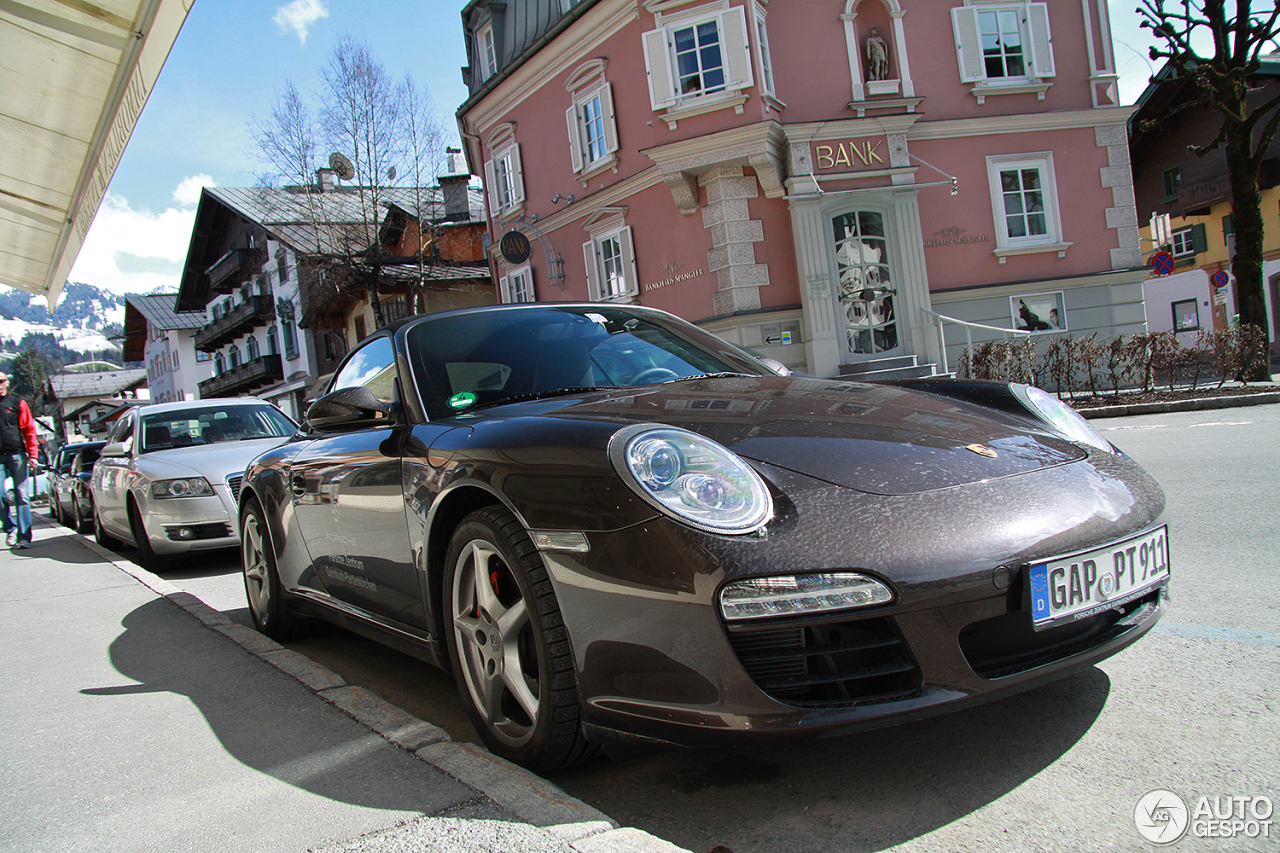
top-left (565, 103), bottom-right (584, 173)
top-left (719, 6), bottom-right (754, 91)
top-left (499, 274), bottom-right (511, 303)
top-left (483, 158), bottom-right (499, 212)
top-left (642, 26), bottom-right (676, 109)
top-left (600, 82), bottom-right (619, 156)
top-left (582, 240), bottom-right (601, 301)
top-left (950, 6), bottom-right (985, 83)
top-left (1026, 3), bottom-right (1056, 78)
top-left (510, 144), bottom-right (525, 204)
top-left (618, 226), bottom-right (639, 297)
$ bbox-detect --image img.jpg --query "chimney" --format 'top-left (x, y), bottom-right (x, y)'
top-left (315, 168), bottom-right (336, 192)
top-left (437, 148), bottom-right (472, 221)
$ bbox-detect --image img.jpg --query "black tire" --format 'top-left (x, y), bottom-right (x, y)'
top-left (94, 505), bottom-right (121, 549)
top-left (73, 496), bottom-right (93, 535)
top-left (241, 498), bottom-right (302, 640)
top-left (443, 506), bottom-right (597, 772)
top-left (128, 501), bottom-right (169, 574)
top-left (50, 496), bottom-right (62, 524)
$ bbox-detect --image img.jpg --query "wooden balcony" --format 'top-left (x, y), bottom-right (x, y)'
top-left (198, 353), bottom-right (284, 398)
top-left (206, 247), bottom-right (264, 293)
top-left (195, 295), bottom-right (276, 352)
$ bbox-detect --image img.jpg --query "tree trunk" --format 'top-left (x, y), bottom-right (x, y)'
top-left (1225, 116), bottom-right (1271, 381)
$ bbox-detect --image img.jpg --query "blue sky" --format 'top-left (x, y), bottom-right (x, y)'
top-left (67, 0), bottom-right (1164, 297)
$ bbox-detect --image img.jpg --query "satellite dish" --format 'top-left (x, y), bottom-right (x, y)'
top-left (386, 166), bottom-right (397, 181)
top-left (329, 152), bottom-right (355, 181)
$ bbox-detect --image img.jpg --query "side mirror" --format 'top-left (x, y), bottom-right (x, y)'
top-left (757, 356), bottom-right (791, 377)
top-left (101, 442), bottom-right (129, 459)
top-left (305, 386), bottom-right (398, 431)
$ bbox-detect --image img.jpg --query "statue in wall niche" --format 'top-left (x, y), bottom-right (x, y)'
top-left (866, 27), bottom-right (890, 81)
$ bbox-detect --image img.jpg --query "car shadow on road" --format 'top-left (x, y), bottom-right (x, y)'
top-left (547, 668), bottom-right (1111, 853)
top-left (82, 598), bottom-right (476, 816)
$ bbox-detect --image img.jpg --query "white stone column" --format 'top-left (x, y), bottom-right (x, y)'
top-left (701, 166), bottom-right (769, 316)
top-left (888, 188), bottom-right (936, 365)
top-left (789, 198), bottom-right (840, 378)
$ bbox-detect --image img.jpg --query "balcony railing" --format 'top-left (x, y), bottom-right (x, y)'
top-left (198, 353), bottom-right (284, 398)
top-left (1177, 172), bottom-right (1231, 212)
top-left (206, 247), bottom-right (264, 293)
top-left (195, 295), bottom-right (276, 352)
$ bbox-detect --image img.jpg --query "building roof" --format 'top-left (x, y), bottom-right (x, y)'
top-left (0, 0), bottom-right (192, 309)
top-left (122, 294), bottom-right (205, 361)
top-left (50, 369), bottom-right (147, 401)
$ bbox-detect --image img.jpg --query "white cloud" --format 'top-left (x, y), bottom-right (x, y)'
top-left (68, 191), bottom-right (197, 295)
top-left (274, 0), bottom-right (329, 46)
top-left (172, 174), bottom-right (216, 207)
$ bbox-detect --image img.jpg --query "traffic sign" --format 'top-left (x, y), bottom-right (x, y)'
top-left (1151, 251), bottom-right (1175, 276)
top-left (1211, 270), bottom-right (1229, 289)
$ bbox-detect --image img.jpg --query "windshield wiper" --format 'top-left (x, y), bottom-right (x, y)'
top-left (466, 386), bottom-right (618, 412)
top-left (661, 371), bottom-right (756, 382)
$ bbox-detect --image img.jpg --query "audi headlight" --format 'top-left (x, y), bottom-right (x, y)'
top-left (152, 477), bottom-right (214, 499)
top-left (1013, 384), bottom-right (1114, 453)
top-left (609, 424), bottom-right (773, 534)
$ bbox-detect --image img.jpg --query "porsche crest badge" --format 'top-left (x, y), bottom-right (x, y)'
top-left (965, 443), bottom-right (998, 458)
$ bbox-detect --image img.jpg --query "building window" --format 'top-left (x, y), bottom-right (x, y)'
top-left (267, 326), bottom-right (279, 355)
top-left (1163, 166), bottom-right (1183, 202)
top-left (483, 140), bottom-right (525, 217)
top-left (277, 250), bottom-right (289, 283)
top-left (641, 3), bottom-right (753, 112)
top-left (478, 22), bottom-right (497, 80)
top-left (752, 3), bottom-right (776, 100)
top-left (951, 2), bottom-right (1055, 92)
top-left (583, 225), bottom-right (639, 302)
top-left (501, 266), bottom-right (534, 304)
top-left (1010, 291), bottom-right (1066, 333)
top-left (247, 336), bottom-right (260, 360)
top-left (1171, 224), bottom-right (1206, 257)
top-left (986, 153), bottom-right (1067, 257)
top-left (196, 350), bottom-right (211, 363)
top-left (1172, 298), bottom-right (1200, 332)
top-left (566, 83), bottom-right (618, 175)
top-left (354, 314), bottom-right (367, 343)
top-left (228, 345), bottom-right (240, 369)
top-left (278, 298), bottom-right (298, 360)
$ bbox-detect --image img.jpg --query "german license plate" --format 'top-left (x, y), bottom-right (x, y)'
top-left (1028, 525), bottom-right (1169, 629)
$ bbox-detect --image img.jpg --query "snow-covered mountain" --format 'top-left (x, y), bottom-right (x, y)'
top-left (0, 282), bottom-right (153, 361)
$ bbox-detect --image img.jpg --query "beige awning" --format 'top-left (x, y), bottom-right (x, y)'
top-left (0, 0), bottom-right (193, 310)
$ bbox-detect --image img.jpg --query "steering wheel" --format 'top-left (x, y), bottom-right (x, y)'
top-left (630, 367), bottom-right (681, 385)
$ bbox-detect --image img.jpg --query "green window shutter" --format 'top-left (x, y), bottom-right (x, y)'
top-left (1191, 223), bottom-right (1207, 253)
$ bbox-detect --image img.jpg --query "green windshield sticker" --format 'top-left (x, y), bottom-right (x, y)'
top-left (448, 392), bottom-right (478, 409)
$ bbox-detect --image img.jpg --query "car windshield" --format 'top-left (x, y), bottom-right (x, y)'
top-left (140, 405), bottom-right (296, 452)
top-left (405, 305), bottom-right (771, 419)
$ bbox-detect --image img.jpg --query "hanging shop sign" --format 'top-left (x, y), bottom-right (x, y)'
top-left (499, 230), bottom-right (532, 265)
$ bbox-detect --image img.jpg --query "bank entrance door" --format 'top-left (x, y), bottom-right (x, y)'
top-left (831, 211), bottom-right (901, 360)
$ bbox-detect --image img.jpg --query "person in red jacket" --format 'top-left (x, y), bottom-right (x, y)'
top-left (0, 372), bottom-right (39, 549)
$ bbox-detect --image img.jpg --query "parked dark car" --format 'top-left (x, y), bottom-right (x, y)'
top-left (47, 441), bottom-right (104, 526)
top-left (68, 443), bottom-right (106, 534)
top-left (239, 303), bottom-right (1169, 772)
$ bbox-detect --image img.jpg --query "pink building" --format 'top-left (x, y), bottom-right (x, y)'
top-left (457, 0), bottom-right (1144, 378)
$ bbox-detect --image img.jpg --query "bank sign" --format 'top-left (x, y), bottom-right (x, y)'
top-left (812, 137), bottom-right (887, 171)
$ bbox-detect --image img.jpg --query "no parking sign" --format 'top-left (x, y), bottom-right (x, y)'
top-left (1211, 270), bottom-right (1230, 289)
top-left (1151, 251), bottom-right (1175, 276)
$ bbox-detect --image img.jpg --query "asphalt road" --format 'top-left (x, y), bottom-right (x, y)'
top-left (101, 403), bottom-right (1280, 853)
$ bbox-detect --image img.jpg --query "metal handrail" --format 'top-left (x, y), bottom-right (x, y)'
top-left (921, 308), bottom-right (1030, 375)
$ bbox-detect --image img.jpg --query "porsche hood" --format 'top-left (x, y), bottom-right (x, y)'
top-left (543, 377), bottom-right (1087, 496)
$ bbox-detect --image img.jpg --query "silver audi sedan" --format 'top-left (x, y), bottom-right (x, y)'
top-left (91, 398), bottom-right (296, 572)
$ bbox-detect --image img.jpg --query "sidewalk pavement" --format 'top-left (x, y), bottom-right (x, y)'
top-left (0, 517), bottom-right (691, 853)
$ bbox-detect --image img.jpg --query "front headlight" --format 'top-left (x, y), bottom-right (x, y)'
top-left (1013, 384), bottom-right (1114, 453)
top-left (609, 424), bottom-right (773, 534)
top-left (152, 477), bottom-right (214, 499)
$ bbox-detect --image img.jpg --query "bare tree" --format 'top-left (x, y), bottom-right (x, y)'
top-left (401, 73), bottom-right (446, 313)
top-left (1138, 0), bottom-right (1280, 380)
top-left (251, 36), bottom-right (444, 331)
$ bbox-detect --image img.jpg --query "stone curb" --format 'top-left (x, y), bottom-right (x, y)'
top-left (50, 520), bottom-right (689, 853)
top-left (1079, 390), bottom-right (1280, 419)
